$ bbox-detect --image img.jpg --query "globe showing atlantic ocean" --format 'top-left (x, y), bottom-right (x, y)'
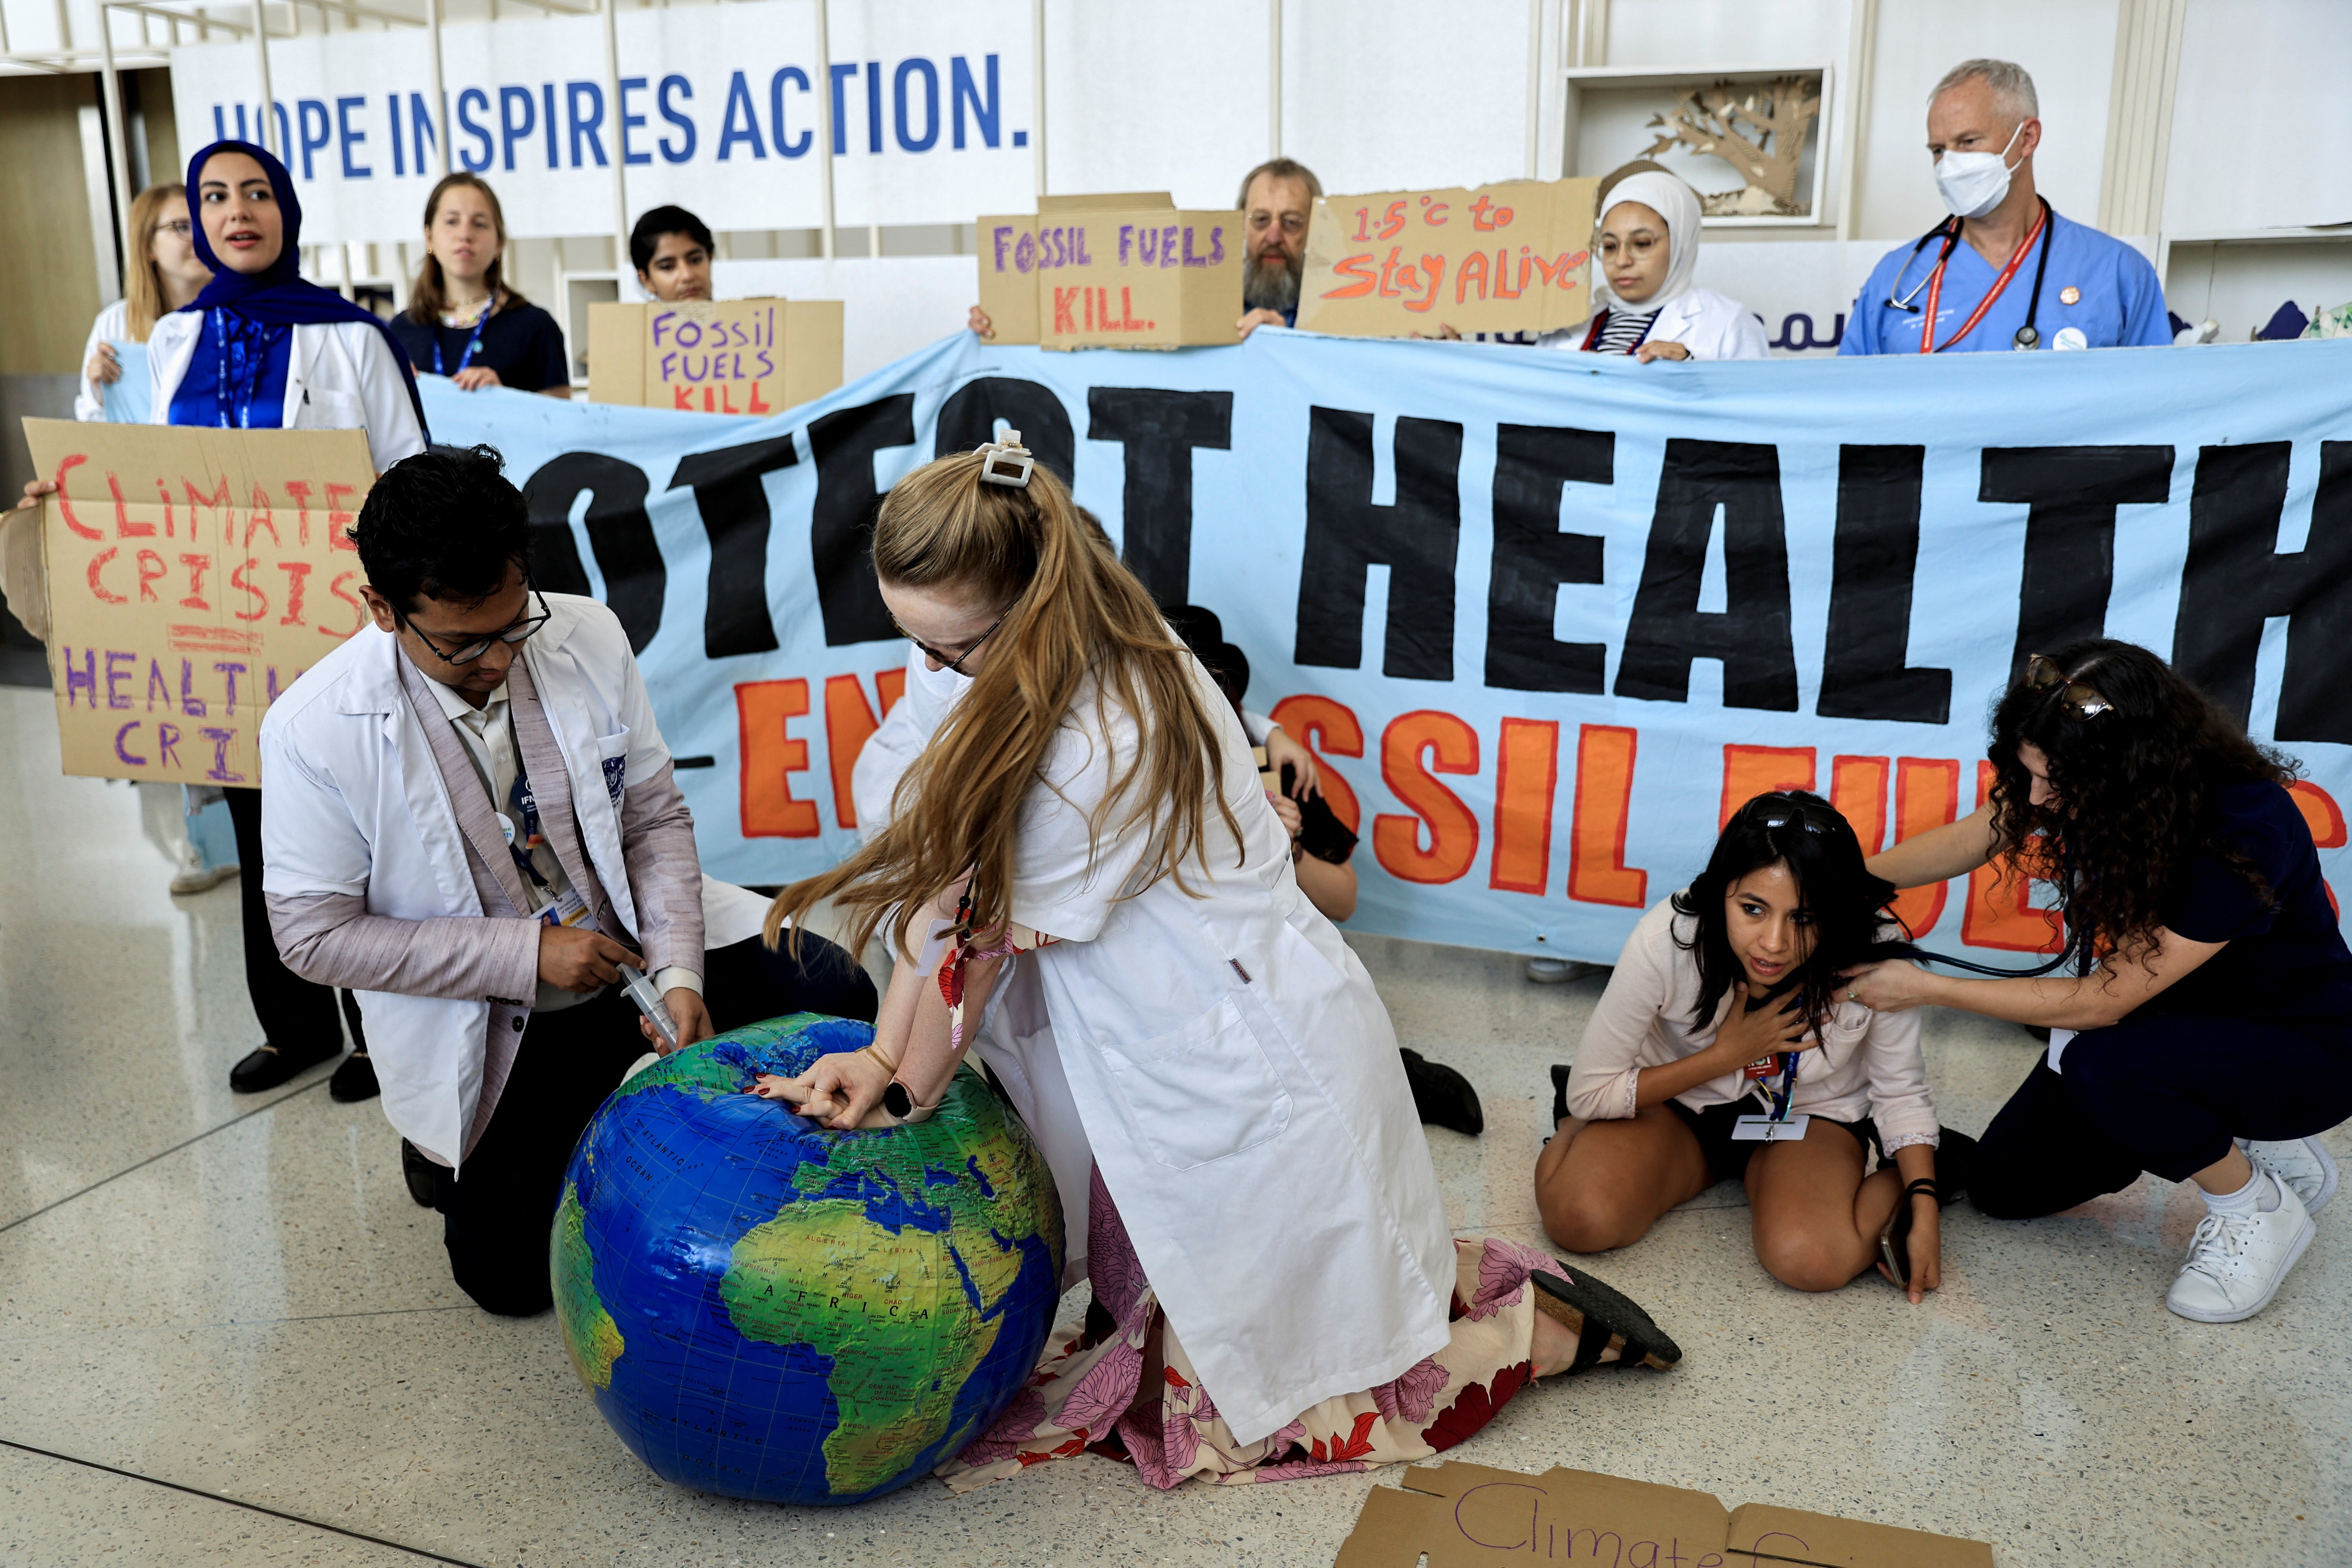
top-left (552, 1013), bottom-right (1065, 1504)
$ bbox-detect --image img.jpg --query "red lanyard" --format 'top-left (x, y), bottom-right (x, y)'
top-left (1920, 203), bottom-right (2049, 353)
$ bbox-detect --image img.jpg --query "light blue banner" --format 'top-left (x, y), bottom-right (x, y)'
top-left (100, 342), bottom-right (152, 424)
top-left (419, 332), bottom-right (2352, 963)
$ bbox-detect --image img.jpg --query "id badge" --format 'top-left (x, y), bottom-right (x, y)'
top-left (1731, 1114), bottom-right (1811, 1142)
top-left (539, 883), bottom-right (597, 931)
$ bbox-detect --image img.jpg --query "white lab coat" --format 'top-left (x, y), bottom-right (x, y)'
top-left (854, 646), bottom-right (1454, 1447)
top-left (257, 593), bottom-right (768, 1168)
top-left (147, 310), bottom-right (427, 471)
top-left (1538, 285), bottom-right (1771, 361)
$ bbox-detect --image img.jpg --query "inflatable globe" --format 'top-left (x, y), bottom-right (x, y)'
top-left (552, 1013), bottom-right (1065, 1504)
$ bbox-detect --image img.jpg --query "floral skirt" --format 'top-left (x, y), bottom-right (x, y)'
top-left (936, 1165), bottom-right (1560, 1492)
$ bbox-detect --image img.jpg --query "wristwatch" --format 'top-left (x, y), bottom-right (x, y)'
top-left (882, 1079), bottom-right (939, 1123)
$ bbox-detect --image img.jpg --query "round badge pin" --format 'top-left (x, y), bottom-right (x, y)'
top-left (2054, 326), bottom-right (2089, 351)
top-left (2059, 285), bottom-right (2081, 306)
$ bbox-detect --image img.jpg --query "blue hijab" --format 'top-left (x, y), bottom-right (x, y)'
top-left (182, 139), bottom-right (428, 434)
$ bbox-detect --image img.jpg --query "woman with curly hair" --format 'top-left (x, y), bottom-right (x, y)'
top-left (1539, 793), bottom-right (1961, 1305)
top-left (760, 435), bottom-right (1677, 1491)
top-left (1842, 639), bottom-right (2352, 1323)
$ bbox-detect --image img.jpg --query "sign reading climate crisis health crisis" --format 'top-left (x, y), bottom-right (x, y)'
top-left (975, 192), bottom-right (1241, 348)
top-left (410, 332), bottom-right (2352, 968)
top-left (588, 299), bottom-right (844, 414)
top-left (1298, 177), bottom-right (1600, 338)
top-left (24, 420), bottom-right (373, 787)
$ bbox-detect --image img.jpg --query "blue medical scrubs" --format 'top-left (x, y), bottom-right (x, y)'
top-left (1841, 210), bottom-right (2172, 356)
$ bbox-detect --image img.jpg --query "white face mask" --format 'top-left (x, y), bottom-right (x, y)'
top-left (1934, 120), bottom-right (2026, 220)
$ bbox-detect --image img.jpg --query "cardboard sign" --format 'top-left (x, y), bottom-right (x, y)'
top-left (586, 299), bottom-right (844, 415)
top-left (1297, 177), bottom-right (1601, 339)
top-left (976, 192), bottom-right (1244, 349)
top-left (22, 419), bottom-right (376, 787)
top-left (1334, 1462), bottom-right (1994, 1568)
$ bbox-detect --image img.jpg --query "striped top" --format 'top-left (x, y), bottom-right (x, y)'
top-left (1584, 307), bottom-right (1661, 354)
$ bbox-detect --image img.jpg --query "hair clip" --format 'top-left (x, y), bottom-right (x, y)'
top-left (978, 430), bottom-right (1035, 490)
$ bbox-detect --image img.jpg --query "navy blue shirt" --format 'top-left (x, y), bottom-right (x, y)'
top-left (2154, 780), bottom-right (2352, 1024)
top-left (390, 301), bottom-right (570, 394)
top-left (167, 308), bottom-right (291, 428)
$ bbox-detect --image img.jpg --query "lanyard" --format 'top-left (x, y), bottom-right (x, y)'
top-left (1765, 1050), bottom-right (1800, 1122)
top-left (1580, 307), bottom-right (1659, 354)
top-left (211, 310), bottom-right (287, 428)
top-left (434, 302), bottom-right (493, 376)
top-left (505, 769), bottom-right (552, 889)
top-left (1920, 198), bottom-right (2051, 353)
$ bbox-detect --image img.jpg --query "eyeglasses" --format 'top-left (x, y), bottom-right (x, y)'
top-left (1738, 793), bottom-right (1845, 837)
top-left (157, 220), bottom-right (193, 237)
top-left (2022, 654), bottom-right (2114, 720)
top-left (892, 610), bottom-right (1007, 675)
top-left (398, 587), bottom-right (551, 666)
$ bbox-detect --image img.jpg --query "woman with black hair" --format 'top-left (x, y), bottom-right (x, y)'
top-left (1844, 639), bottom-right (2352, 1323)
top-left (1539, 793), bottom-right (1959, 1303)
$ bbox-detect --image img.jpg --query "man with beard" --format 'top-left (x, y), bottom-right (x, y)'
top-left (965, 158), bottom-right (1322, 343)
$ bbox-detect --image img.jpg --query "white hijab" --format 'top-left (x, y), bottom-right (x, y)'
top-left (1597, 171), bottom-right (1702, 315)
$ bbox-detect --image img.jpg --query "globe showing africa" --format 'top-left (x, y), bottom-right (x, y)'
top-left (552, 1013), bottom-right (1065, 1505)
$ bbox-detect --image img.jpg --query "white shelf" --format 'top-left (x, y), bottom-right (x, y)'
top-left (1561, 63), bottom-right (1835, 230)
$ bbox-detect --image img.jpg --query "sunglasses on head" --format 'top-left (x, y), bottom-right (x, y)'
top-left (1737, 793), bottom-right (1845, 838)
top-left (2022, 654), bottom-right (2114, 720)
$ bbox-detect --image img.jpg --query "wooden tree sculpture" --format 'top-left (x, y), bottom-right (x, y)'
top-left (1642, 74), bottom-right (1822, 217)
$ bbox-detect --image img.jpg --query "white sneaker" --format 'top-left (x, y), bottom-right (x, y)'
top-left (169, 862), bottom-right (240, 896)
top-left (2165, 1181), bottom-right (2315, 1323)
top-left (2241, 1136), bottom-right (2338, 1215)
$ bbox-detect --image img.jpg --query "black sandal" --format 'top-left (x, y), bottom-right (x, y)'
top-left (1528, 1263), bottom-right (1681, 1372)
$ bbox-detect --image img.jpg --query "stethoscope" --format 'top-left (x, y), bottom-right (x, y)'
top-left (1884, 197), bottom-right (2054, 350)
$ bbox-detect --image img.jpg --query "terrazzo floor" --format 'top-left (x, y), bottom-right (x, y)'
top-left (3, 681), bottom-right (2346, 1568)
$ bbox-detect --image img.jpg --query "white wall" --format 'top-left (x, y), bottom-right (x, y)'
top-left (1853, 0), bottom-right (2118, 245)
top-left (2163, 0), bottom-right (2352, 235)
top-left (1044, 0), bottom-right (1269, 208)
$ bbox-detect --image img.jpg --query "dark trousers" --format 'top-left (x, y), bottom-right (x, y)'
top-left (434, 931), bottom-right (878, 1316)
top-left (1973, 1011), bottom-right (2352, 1220)
top-left (225, 786), bottom-right (366, 1053)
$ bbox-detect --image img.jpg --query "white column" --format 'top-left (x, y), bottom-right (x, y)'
top-left (1836, 0), bottom-right (1877, 243)
top-left (816, 0), bottom-right (836, 260)
top-left (2098, 0), bottom-right (2188, 237)
top-left (426, 0), bottom-right (449, 177)
top-left (1267, 0), bottom-right (1280, 159)
top-left (99, 3), bottom-right (135, 269)
top-left (1524, 0), bottom-right (1541, 178)
top-left (252, 0), bottom-right (276, 155)
top-left (603, 0), bottom-right (629, 287)
top-left (1029, 0), bottom-right (1046, 196)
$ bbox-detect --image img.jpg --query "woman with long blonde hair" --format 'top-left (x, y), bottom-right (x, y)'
top-left (762, 436), bottom-right (1678, 1492)
top-left (76, 182), bottom-right (212, 421)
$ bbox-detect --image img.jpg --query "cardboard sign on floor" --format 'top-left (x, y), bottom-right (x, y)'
top-left (587, 298), bottom-right (844, 414)
top-left (976, 192), bottom-right (1244, 348)
top-left (1297, 176), bottom-right (1600, 339)
top-left (21, 418), bottom-right (376, 787)
top-left (1334, 1462), bottom-right (1994, 1568)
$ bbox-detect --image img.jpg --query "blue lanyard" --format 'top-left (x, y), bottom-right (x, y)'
top-left (211, 309), bottom-right (286, 428)
top-left (433, 304), bottom-right (492, 376)
top-left (1765, 1050), bottom-right (1800, 1122)
top-left (505, 769), bottom-right (552, 888)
